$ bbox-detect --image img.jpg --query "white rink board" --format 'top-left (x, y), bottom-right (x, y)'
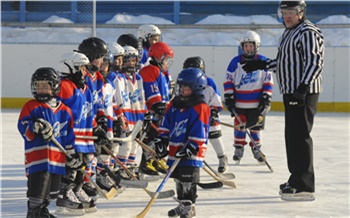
top-left (2, 44), bottom-right (349, 102)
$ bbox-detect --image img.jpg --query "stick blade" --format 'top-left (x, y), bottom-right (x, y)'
top-left (198, 182), bottom-right (223, 189)
top-left (105, 187), bottom-right (118, 200)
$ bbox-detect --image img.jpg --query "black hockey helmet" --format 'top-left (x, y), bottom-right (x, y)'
top-left (280, 1), bottom-right (306, 9)
top-left (183, 56), bottom-right (206, 73)
top-left (31, 67), bottom-right (61, 102)
top-left (117, 34), bottom-right (143, 60)
top-left (77, 37), bottom-right (108, 62)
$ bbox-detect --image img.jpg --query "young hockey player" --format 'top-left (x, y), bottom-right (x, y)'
top-left (137, 24), bottom-right (162, 67)
top-left (94, 50), bottom-right (120, 192)
top-left (112, 45), bottom-right (146, 178)
top-left (155, 67), bottom-right (210, 218)
top-left (138, 42), bottom-right (174, 176)
top-left (183, 56), bottom-right (229, 173)
top-left (18, 67), bottom-right (75, 218)
top-left (76, 37), bottom-right (110, 199)
top-left (223, 30), bottom-right (273, 164)
top-left (56, 52), bottom-right (101, 215)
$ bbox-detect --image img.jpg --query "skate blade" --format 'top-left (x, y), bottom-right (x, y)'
top-left (281, 192), bottom-right (315, 201)
top-left (234, 160), bottom-right (241, 165)
top-left (55, 206), bottom-right (85, 216)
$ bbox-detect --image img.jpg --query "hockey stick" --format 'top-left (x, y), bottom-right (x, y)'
top-left (135, 158), bottom-right (181, 218)
top-left (230, 108), bottom-right (274, 172)
top-left (76, 120), bottom-right (143, 142)
top-left (220, 116), bottom-right (263, 130)
top-left (101, 144), bottom-right (174, 199)
top-left (135, 138), bottom-right (169, 171)
top-left (197, 181), bottom-right (223, 189)
top-left (203, 160), bottom-right (236, 180)
top-left (50, 137), bottom-right (118, 200)
top-left (202, 166), bottom-right (237, 189)
top-left (96, 155), bottom-right (148, 189)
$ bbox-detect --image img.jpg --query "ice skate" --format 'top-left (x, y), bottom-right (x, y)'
top-left (279, 182), bottom-right (289, 195)
top-left (27, 200), bottom-right (57, 218)
top-left (233, 145), bottom-right (244, 164)
top-left (180, 200), bottom-right (196, 218)
top-left (96, 170), bottom-right (117, 192)
top-left (280, 185), bottom-right (315, 201)
top-left (82, 182), bottom-right (99, 202)
top-left (74, 183), bottom-right (97, 213)
top-left (138, 158), bottom-right (160, 181)
top-left (251, 146), bottom-right (265, 164)
top-left (55, 184), bottom-right (85, 216)
top-left (218, 155), bottom-right (228, 173)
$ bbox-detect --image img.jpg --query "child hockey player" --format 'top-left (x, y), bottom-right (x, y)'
top-left (223, 30), bottom-right (273, 164)
top-left (76, 37), bottom-right (110, 200)
top-left (113, 45), bottom-right (146, 178)
top-left (137, 24), bottom-right (162, 67)
top-left (18, 67), bottom-right (75, 217)
top-left (138, 41), bottom-right (174, 176)
top-left (155, 67), bottom-right (210, 218)
top-left (183, 56), bottom-right (229, 173)
top-left (56, 52), bottom-right (101, 215)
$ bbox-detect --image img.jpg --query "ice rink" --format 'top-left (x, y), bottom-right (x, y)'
top-left (1, 109), bottom-right (349, 218)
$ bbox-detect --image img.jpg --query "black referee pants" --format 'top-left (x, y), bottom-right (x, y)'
top-left (283, 94), bottom-right (319, 192)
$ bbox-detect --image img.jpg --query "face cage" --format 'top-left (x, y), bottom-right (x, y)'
top-left (31, 80), bottom-right (57, 102)
top-left (161, 56), bottom-right (174, 70)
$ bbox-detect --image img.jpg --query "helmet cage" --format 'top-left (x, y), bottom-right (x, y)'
top-left (31, 68), bottom-right (60, 102)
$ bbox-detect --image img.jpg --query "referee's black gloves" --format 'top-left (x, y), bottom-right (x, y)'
top-left (241, 60), bottom-right (267, 73)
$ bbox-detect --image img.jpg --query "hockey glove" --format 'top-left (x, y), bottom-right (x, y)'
top-left (93, 125), bottom-right (109, 147)
top-left (175, 143), bottom-right (198, 159)
top-left (151, 102), bottom-right (167, 116)
top-left (210, 108), bottom-right (219, 125)
top-left (154, 137), bottom-right (169, 159)
top-left (289, 84), bottom-right (310, 107)
top-left (66, 149), bottom-right (83, 169)
top-left (258, 93), bottom-right (271, 116)
top-left (224, 93), bottom-right (236, 117)
top-left (143, 112), bottom-right (154, 133)
top-left (241, 60), bottom-right (267, 73)
top-left (33, 118), bottom-right (53, 141)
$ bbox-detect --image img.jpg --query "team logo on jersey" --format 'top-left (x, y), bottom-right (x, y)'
top-left (104, 93), bottom-right (113, 108)
top-left (130, 89), bottom-right (142, 104)
top-left (52, 121), bottom-right (61, 137)
top-left (170, 119), bottom-right (188, 137)
top-left (92, 90), bottom-right (99, 104)
top-left (81, 102), bottom-right (93, 120)
top-left (122, 90), bottom-right (129, 102)
top-left (236, 72), bottom-right (258, 89)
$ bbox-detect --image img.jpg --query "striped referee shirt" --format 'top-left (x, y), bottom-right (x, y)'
top-left (266, 19), bottom-right (324, 94)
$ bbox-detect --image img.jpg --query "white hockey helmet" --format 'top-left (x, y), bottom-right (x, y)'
top-left (122, 45), bottom-right (139, 73)
top-left (239, 30), bottom-right (261, 57)
top-left (107, 42), bottom-right (125, 58)
top-left (137, 24), bottom-right (162, 42)
top-left (58, 51), bottom-right (90, 74)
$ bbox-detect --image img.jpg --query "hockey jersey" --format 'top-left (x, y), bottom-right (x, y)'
top-left (113, 71), bottom-right (146, 130)
top-left (57, 79), bottom-right (95, 153)
top-left (84, 71), bottom-right (104, 120)
top-left (158, 101), bottom-right (210, 168)
top-left (18, 100), bottom-right (75, 176)
top-left (223, 54), bottom-right (274, 109)
top-left (139, 64), bottom-right (170, 110)
top-left (101, 76), bottom-right (116, 138)
top-left (204, 76), bottom-right (223, 132)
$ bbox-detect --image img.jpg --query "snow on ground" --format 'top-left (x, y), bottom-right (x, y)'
top-left (1, 110), bottom-right (349, 218)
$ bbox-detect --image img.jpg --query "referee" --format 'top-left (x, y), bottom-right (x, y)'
top-left (242, 1), bottom-right (324, 201)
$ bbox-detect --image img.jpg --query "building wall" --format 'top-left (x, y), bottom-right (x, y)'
top-left (1, 44), bottom-right (349, 111)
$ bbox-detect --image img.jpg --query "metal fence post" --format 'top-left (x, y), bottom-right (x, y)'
top-left (173, 1), bottom-right (180, 24)
top-left (19, 1), bottom-right (26, 22)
